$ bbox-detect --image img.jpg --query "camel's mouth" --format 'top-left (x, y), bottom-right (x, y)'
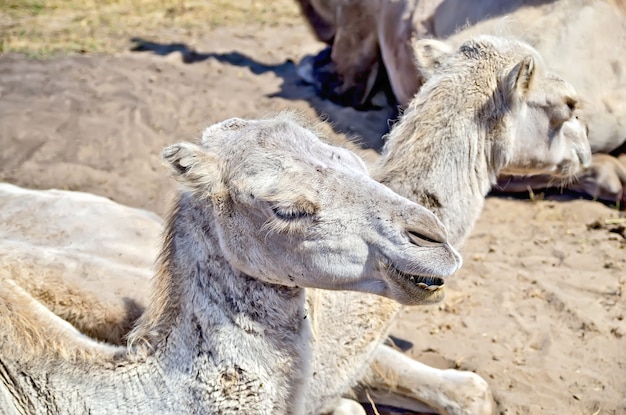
top-left (393, 268), bottom-right (445, 290)
top-left (386, 265), bottom-right (446, 304)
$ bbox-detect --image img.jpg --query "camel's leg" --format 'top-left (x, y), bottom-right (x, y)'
top-left (571, 153), bottom-right (626, 207)
top-left (296, 0), bottom-right (381, 107)
top-left (357, 344), bottom-right (494, 415)
top-left (330, 0), bottom-right (380, 107)
top-left (496, 153), bottom-right (626, 208)
top-left (330, 398), bottom-right (366, 415)
top-left (10, 270), bottom-right (143, 345)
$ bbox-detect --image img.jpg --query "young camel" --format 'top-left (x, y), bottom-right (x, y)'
top-left (296, 0), bottom-right (626, 205)
top-left (0, 114), bottom-right (464, 414)
top-left (297, 0), bottom-right (625, 153)
top-left (4, 36), bottom-right (591, 414)
top-left (303, 35), bottom-right (591, 414)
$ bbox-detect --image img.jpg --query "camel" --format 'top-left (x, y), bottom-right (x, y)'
top-left (302, 35), bottom-right (591, 414)
top-left (3, 36), bottom-right (590, 414)
top-left (0, 183), bottom-right (161, 344)
top-left (295, 0), bottom-right (626, 205)
top-left (0, 113), bottom-right (465, 414)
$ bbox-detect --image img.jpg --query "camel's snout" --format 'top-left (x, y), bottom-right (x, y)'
top-left (566, 117), bottom-right (592, 168)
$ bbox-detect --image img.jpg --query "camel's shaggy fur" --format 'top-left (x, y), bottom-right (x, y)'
top-left (297, 0), bottom-right (626, 205)
top-left (5, 37), bottom-right (591, 414)
top-left (302, 35), bottom-right (590, 415)
top-left (0, 113), bottom-right (464, 414)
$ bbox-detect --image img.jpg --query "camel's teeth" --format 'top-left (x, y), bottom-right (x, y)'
top-left (416, 281), bottom-right (444, 291)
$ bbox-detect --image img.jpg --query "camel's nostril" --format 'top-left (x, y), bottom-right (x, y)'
top-left (407, 230), bottom-right (444, 247)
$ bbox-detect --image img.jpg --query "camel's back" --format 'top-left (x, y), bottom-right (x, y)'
top-left (0, 183), bottom-right (157, 305)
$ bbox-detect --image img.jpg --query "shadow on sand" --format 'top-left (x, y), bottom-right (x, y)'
top-left (130, 37), bottom-right (396, 150)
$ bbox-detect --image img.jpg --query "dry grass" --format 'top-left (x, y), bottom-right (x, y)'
top-left (0, 0), bottom-right (301, 56)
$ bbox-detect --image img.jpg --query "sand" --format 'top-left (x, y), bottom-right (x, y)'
top-left (0, 21), bottom-right (624, 415)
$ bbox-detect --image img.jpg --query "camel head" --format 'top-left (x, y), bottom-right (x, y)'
top-left (414, 36), bottom-right (592, 180)
top-left (162, 114), bottom-right (462, 305)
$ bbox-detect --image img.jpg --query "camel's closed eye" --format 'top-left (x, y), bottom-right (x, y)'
top-left (268, 197), bottom-right (319, 221)
top-left (547, 99), bottom-right (577, 128)
top-left (565, 98), bottom-right (577, 112)
top-left (260, 199), bottom-right (319, 235)
top-left (271, 205), bottom-right (314, 220)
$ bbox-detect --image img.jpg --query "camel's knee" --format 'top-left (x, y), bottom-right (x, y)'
top-left (574, 153), bottom-right (626, 205)
top-left (441, 369), bottom-right (494, 415)
top-left (329, 398), bottom-right (366, 415)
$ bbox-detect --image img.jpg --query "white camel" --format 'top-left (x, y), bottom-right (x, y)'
top-left (303, 35), bottom-right (590, 414)
top-left (0, 183), bottom-right (161, 344)
top-left (0, 113), bottom-right (464, 414)
top-left (3, 36), bottom-right (591, 414)
top-left (296, 0), bottom-right (626, 204)
top-left (428, 0), bottom-right (626, 204)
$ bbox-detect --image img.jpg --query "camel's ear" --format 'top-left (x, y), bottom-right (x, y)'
top-left (507, 56), bottom-right (536, 98)
top-left (412, 38), bottom-right (453, 81)
top-left (162, 142), bottom-right (221, 194)
top-left (201, 117), bottom-right (249, 145)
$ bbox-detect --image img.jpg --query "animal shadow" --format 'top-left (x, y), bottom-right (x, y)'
top-left (130, 37), bottom-right (396, 150)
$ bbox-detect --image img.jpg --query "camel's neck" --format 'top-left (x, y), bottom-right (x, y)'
top-left (0, 193), bottom-right (311, 414)
top-left (377, 77), bottom-right (501, 246)
top-left (128, 192), bottom-right (311, 414)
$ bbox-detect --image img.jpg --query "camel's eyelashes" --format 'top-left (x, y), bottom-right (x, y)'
top-left (407, 230), bottom-right (443, 247)
top-left (269, 198), bottom-right (319, 221)
top-left (271, 206), bottom-right (313, 220)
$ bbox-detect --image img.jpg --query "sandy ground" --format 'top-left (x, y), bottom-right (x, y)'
top-left (0, 19), bottom-right (624, 415)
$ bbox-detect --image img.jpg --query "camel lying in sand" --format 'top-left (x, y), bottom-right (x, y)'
top-left (0, 183), bottom-right (161, 344)
top-left (296, 0), bottom-right (626, 205)
top-left (0, 113), bottom-right (465, 414)
top-left (306, 35), bottom-right (590, 414)
top-left (4, 36), bottom-right (590, 414)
